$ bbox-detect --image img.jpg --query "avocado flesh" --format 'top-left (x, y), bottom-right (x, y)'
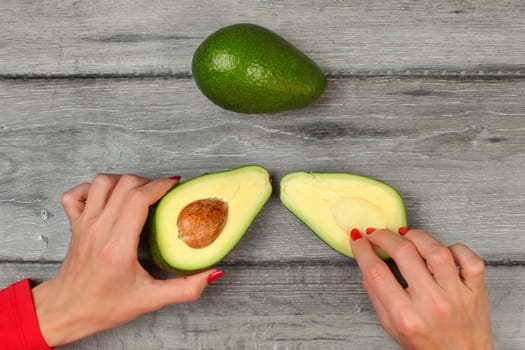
top-left (192, 23), bottom-right (326, 114)
top-left (280, 172), bottom-right (407, 259)
top-left (150, 166), bottom-right (272, 273)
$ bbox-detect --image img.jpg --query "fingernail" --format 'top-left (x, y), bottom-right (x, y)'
top-left (365, 227), bottom-right (376, 235)
top-left (169, 175), bottom-right (181, 181)
top-left (398, 227), bottom-right (410, 236)
top-left (350, 228), bottom-right (363, 241)
top-left (207, 270), bottom-right (224, 284)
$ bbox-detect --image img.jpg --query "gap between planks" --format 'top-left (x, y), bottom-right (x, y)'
top-left (0, 258), bottom-right (523, 267)
top-left (0, 71), bottom-right (524, 81)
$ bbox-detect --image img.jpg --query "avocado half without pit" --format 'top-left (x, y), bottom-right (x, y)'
top-left (280, 172), bottom-right (407, 259)
top-left (150, 166), bottom-right (272, 273)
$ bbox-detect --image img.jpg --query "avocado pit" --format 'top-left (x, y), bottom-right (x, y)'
top-left (177, 199), bottom-right (228, 249)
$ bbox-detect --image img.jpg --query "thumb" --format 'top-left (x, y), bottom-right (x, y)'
top-left (147, 269), bottom-right (224, 309)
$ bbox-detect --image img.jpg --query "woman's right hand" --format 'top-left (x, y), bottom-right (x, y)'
top-left (350, 227), bottom-right (494, 350)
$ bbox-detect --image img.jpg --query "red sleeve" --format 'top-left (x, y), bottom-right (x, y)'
top-left (0, 279), bottom-right (53, 350)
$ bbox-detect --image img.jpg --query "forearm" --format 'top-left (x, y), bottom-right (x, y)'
top-left (0, 279), bottom-right (53, 350)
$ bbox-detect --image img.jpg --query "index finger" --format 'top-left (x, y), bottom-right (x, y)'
top-left (364, 229), bottom-right (436, 291)
top-left (350, 229), bottom-right (410, 308)
top-left (113, 177), bottom-right (180, 243)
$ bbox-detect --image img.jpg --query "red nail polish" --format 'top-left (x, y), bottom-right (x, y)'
top-left (207, 270), bottom-right (224, 284)
top-left (365, 227), bottom-right (376, 235)
top-left (398, 227), bottom-right (410, 236)
top-left (169, 175), bottom-right (181, 181)
top-left (350, 228), bottom-right (363, 241)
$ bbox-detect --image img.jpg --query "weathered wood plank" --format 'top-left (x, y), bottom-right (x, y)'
top-left (0, 263), bottom-right (523, 349)
top-left (1, 0), bottom-right (525, 76)
top-left (1, 77), bottom-right (524, 262)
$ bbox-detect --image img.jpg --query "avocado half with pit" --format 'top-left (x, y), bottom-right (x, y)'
top-left (280, 172), bottom-right (407, 258)
top-left (150, 165), bottom-right (272, 273)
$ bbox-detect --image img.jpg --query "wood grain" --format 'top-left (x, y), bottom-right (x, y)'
top-left (0, 263), bottom-right (523, 349)
top-left (1, 77), bottom-right (524, 262)
top-left (1, 0), bottom-right (525, 76)
top-left (1, 1), bottom-right (523, 348)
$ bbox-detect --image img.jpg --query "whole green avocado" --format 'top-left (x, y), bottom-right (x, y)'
top-left (192, 23), bottom-right (327, 114)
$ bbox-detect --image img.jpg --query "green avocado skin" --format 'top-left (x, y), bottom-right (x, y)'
top-left (192, 23), bottom-right (327, 114)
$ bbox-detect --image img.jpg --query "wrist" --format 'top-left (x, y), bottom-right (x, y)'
top-left (31, 279), bottom-right (98, 347)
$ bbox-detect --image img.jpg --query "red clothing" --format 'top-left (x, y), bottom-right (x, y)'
top-left (0, 279), bottom-right (52, 350)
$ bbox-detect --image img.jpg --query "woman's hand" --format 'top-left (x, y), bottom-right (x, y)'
top-left (350, 228), bottom-right (494, 350)
top-left (32, 174), bottom-right (223, 347)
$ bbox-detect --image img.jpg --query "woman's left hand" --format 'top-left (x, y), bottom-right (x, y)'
top-left (32, 174), bottom-right (222, 347)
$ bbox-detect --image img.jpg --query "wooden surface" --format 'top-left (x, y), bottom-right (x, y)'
top-left (1, 1), bottom-right (524, 349)
top-left (2, 0), bottom-right (525, 77)
top-left (1, 263), bottom-right (524, 350)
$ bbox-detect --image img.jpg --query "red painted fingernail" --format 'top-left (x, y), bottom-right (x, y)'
top-left (398, 227), bottom-right (410, 236)
top-left (365, 227), bottom-right (376, 235)
top-left (350, 228), bottom-right (363, 241)
top-left (169, 175), bottom-right (181, 181)
top-left (207, 270), bottom-right (224, 284)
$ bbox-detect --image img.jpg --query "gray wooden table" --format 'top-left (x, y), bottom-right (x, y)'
top-left (1, 1), bottom-right (524, 349)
